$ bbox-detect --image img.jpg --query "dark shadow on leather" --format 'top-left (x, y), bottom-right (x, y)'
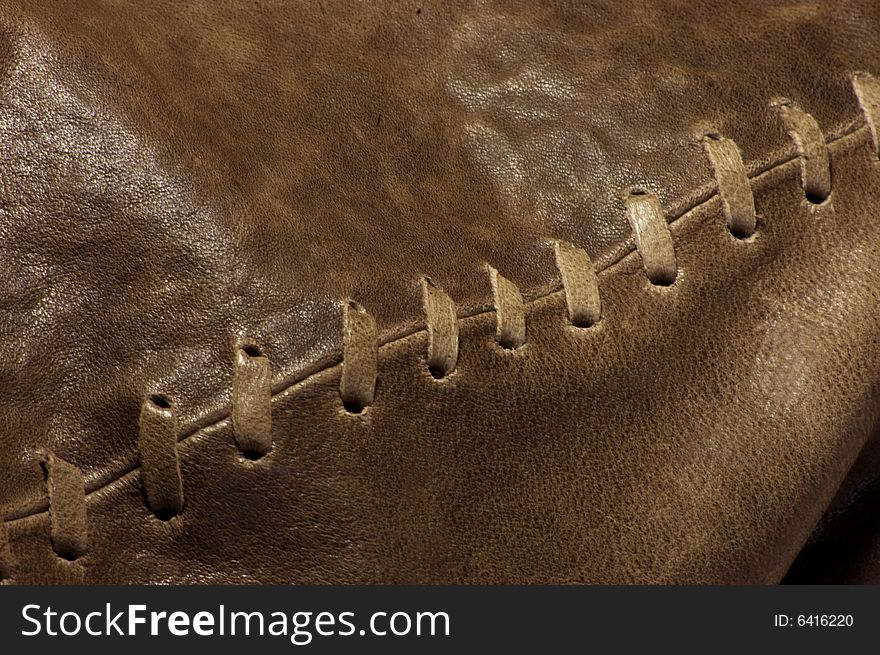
top-left (783, 426), bottom-right (880, 584)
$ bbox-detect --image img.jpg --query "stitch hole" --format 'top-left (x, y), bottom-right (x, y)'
top-left (241, 344), bottom-right (263, 358)
top-left (572, 315), bottom-right (599, 329)
top-left (240, 449), bottom-right (267, 462)
top-left (429, 363), bottom-right (449, 380)
top-left (650, 275), bottom-right (676, 288)
top-left (732, 218), bottom-right (761, 243)
top-left (729, 224), bottom-right (752, 240)
top-left (151, 507), bottom-right (179, 523)
top-left (805, 190), bottom-right (830, 206)
top-left (149, 394), bottom-right (171, 409)
top-left (645, 272), bottom-right (680, 290)
top-left (343, 399), bottom-right (365, 415)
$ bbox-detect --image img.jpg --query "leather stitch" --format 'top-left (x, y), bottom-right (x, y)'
top-left (625, 189), bottom-right (678, 285)
top-left (553, 240), bottom-right (601, 328)
top-left (702, 133), bottom-right (757, 238)
top-left (38, 451), bottom-right (88, 561)
top-left (421, 277), bottom-right (459, 379)
top-left (138, 394), bottom-right (184, 519)
top-left (1, 80), bottom-right (877, 578)
top-left (231, 345), bottom-right (273, 458)
top-left (487, 265), bottom-right (526, 349)
top-left (853, 71), bottom-right (880, 158)
top-left (340, 300), bottom-right (378, 413)
top-left (773, 98), bottom-right (832, 203)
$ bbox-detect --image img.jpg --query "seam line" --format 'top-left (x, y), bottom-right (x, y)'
top-left (3, 120), bottom-right (870, 526)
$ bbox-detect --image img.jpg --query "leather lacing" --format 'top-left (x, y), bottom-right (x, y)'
top-left (702, 133), bottom-right (757, 238)
top-left (2, 71), bottom-right (880, 578)
top-left (340, 301), bottom-right (378, 413)
top-left (38, 451), bottom-right (88, 561)
top-left (773, 99), bottom-right (833, 204)
top-left (139, 395), bottom-right (183, 518)
top-left (231, 345), bottom-right (273, 459)
top-left (854, 72), bottom-right (880, 158)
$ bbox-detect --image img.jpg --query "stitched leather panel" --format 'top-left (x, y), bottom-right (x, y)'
top-left (7, 128), bottom-right (880, 583)
top-left (1, 2), bottom-right (880, 577)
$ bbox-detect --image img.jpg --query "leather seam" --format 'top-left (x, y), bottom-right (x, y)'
top-left (1, 117), bottom-right (872, 532)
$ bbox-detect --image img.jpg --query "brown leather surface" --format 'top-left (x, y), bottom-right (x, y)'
top-left (2, 1), bottom-right (880, 583)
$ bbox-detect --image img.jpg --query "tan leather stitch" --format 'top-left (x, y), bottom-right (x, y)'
top-left (421, 277), bottom-right (459, 378)
top-left (488, 266), bottom-right (526, 349)
top-left (702, 134), bottom-right (757, 237)
top-left (138, 395), bottom-right (184, 517)
top-left (340, 300), bottom-right (378, 412)
top-left (625, 190), bottom-right (678, 285)
top-left (0, 516), bottom-right (14, 579)
top-left (38, 451), bottom-right (88, 560)
top-left (852, 71), bottom-right (880, 158)
top-left (553, 240), bottom-right (601, 327)
top-left (232, 346), bottom-right (273, 457)
top-left (1, 93), bottom-right (873, 534)
top-left (773, 99), bottom-right (831, 202)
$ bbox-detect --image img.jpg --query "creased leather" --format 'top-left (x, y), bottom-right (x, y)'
top-left (1, 1), bottom-right (880, 583)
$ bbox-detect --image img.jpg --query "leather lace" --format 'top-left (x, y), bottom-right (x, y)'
top-left (2, 71), bottom-right (880, 580)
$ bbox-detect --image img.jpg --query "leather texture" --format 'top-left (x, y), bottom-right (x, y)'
top-left (2, 0), bottom-right (880, 583)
